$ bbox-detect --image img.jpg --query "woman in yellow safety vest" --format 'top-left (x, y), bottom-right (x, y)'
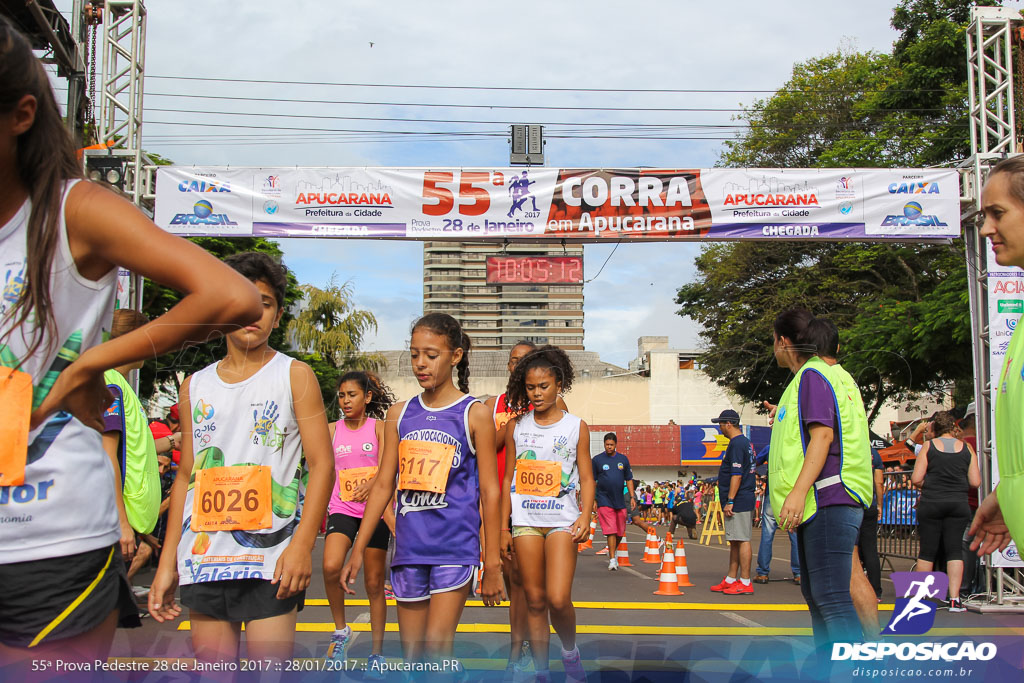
top-left (768, 309), bottom-right (873, 645)
top-left (972, 157), bottom-right (1024, 556)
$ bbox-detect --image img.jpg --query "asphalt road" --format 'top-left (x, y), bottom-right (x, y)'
top-left (105, 524), bottom-right (1024, 682)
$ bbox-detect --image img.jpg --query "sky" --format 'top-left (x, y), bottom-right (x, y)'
top-left (45, 0), bottom-right (988, 365)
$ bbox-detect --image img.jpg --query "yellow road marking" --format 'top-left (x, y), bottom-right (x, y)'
top-left (176, 622), bottom-right (1024, 636)
top-left (301, 598), bottom-right (887, 612)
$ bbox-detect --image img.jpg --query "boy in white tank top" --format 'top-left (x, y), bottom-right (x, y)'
top-left (148, 253), bottom-right (334, 664)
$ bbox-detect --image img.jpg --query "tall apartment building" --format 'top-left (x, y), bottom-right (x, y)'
top-left (422, 241), bottom-right (585, 351)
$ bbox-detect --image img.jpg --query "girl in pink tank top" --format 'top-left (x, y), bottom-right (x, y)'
top-left (322, 371), bottom-right (396, 667)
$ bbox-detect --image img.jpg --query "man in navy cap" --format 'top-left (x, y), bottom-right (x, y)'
top-left (710, 409), bottom-right (758, 595)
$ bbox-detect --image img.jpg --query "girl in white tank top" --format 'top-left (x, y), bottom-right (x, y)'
top-left (499, 347), bottom-right (594, 683)
top-left (0, 18), bottom-right (263, 659)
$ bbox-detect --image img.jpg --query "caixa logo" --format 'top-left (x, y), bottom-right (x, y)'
top-left (881, 201), bottom-right (948, 227)
top-left (170, 200), bottom-right (238, 226)
top-left (178, 179), bottom-right (231, 193)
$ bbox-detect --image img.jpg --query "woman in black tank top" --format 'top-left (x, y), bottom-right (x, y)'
top-left (910, 412), bottom-right (982, 611)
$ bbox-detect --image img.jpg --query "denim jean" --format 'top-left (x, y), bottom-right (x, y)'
top-left (796, 504), bottom-right (864, 646)
top-left (756, 495), bottom-right (800, 577)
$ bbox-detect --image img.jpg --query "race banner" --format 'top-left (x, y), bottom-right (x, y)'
top-left (154, 167), bottom-right (961, 241)
top-left (986, 249), bottom-right (1024, 568)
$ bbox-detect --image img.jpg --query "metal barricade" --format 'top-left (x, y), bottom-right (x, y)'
top-left (877, 469), bottom-right (920, 565)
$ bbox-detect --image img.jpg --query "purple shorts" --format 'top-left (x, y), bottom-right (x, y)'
top-left (389, 564), bottom-right (475, 602)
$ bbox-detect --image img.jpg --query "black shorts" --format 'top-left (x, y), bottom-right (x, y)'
top-left (180, 578), bottom-right (305, 622)
top-left (325, 512), bottom-right (391, 551)
top-left (917, 499), bottom-right (971, 564)
top-left (0, 544), bottom-right (140, 648)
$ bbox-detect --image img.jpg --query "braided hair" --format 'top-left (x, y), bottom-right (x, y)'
top-left (411, 313), bottom-right (472, 393)
top-left (336, 370), bottom-right (396, 420)
top-left (504, 345), bottom-right (574, 415)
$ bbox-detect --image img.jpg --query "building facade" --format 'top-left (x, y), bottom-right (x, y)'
top-left (422, 241), bottom-right (584, 351)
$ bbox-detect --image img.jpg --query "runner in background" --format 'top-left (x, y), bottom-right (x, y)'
top-left (148, 405), bottom-right (181, 465)
top-left (340, 313), bottom-right (505, 670)
top-left (148, 253), bottom-right (334, 663)
top-left (501, 346), bottom-right (593, 683)
top-left (0, 17), bottom-right (262, 666)
top-left (323, 371), bottom-right (396, 673)
top-left (486, 340), bottom-right (566, 675)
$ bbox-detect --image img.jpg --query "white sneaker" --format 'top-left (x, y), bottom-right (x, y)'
top-left (608, 558), bottom-right (618, 571)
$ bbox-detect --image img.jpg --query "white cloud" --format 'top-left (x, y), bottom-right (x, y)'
top-left (106, 0), bottom-right (928, 362)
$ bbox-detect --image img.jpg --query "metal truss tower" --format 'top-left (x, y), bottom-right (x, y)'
top-left (962, 4), bottom-right (1024, 612)
top-left (87, 0), bottom-right (149, 207)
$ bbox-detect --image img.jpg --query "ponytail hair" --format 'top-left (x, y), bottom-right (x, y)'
top-left (456, 332), bottom-right (472, 394)
top-left (411, 313), bottom-right (472, 393)
top-left (0, 17), bottom-right (85, 360)
top-left (773, 308), bottom-right (816, 360)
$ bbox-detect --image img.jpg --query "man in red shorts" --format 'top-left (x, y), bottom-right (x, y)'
top-left (592, 433), bottom-right (635, 571)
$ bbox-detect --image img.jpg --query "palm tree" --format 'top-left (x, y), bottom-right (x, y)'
top-left (287, 274), bottom-right (383, 372)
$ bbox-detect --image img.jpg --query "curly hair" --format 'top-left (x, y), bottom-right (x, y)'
top-left (504, 345), bottom-right (574, 415)
top-left (223, 251), bottom-right (288, 308)
top-left (336, 370), bottom-right (395, 420)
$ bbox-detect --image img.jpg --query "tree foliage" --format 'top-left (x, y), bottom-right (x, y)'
top-left (679, 0), bottom-right (984, 423)
top-left (286, 275), bottom-right (384, 421)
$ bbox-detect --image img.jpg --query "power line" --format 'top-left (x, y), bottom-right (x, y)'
top-left (141, 119), bottom-right (970, 144)
top-left (142, 91), bottom-right (953, 115)
top-left (146, 74), bottom-right (950, 95)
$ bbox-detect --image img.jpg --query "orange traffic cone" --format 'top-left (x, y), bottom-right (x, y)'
top-left (653, 543), bottom-right (683, 596)
top-left (674, 538), bottom-right (694, 587)
top-left (643, 529), bottom-right (661, 564)
top-left (581, 519), bottom-right (595, 550)
top-left (616, 538), bottom-right (632, 567)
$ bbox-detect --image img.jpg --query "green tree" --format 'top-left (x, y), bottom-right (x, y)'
top-left (286, 275), bottom-right (384, 420)
top-left (679, 1), bottom-right (983, 424)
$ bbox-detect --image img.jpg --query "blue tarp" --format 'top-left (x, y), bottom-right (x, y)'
top-left (881, 489), bottom-right (918, 526)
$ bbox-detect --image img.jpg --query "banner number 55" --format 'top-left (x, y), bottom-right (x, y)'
top-left (422, 171), bottom-right (502, 216)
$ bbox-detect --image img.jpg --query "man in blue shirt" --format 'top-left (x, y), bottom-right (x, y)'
top-left (711, 410), bottom-right (757, 595)
top-left (592, 433), bottom-right (635, 571)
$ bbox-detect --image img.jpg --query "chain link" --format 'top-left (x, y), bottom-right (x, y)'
top-left (88, 22), bottom-right (98, 141)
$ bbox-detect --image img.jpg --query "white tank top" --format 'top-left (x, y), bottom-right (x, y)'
top-left (0, 180), bottom-right (120, 563)
top-left (510, 411), bottom-right (582, 528)
top-left (176, 352), bottom-right (307, 586)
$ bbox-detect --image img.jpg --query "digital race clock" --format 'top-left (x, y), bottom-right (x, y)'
top-left (485, 256), bottom-right (584, 284)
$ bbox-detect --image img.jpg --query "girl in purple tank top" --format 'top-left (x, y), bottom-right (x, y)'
top-left (322, 371), bottom-right (395, 668)
top-left (341, 314), bottom-right (505, 668)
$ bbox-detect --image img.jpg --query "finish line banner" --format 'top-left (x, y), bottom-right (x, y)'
top-left (154, 167), bottom-right (960, 241)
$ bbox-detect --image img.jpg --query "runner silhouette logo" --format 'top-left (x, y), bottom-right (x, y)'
top-left (883, 571), bottom-right (948, 635)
